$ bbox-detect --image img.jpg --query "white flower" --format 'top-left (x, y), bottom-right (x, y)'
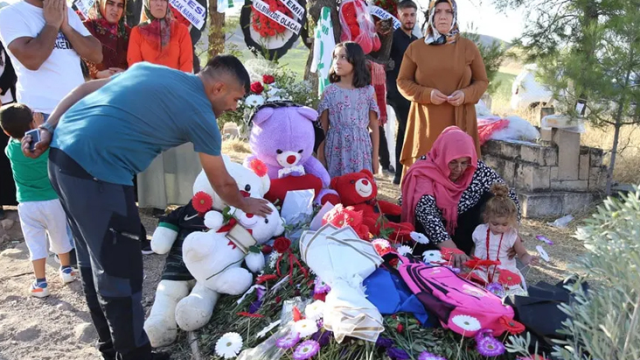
top-left (215, 332), bottom-right (243, 359)
top-left (293, 319), bottom-right (318, 338)
top-left (256, 320), bottom-right (282, 339)
top-left (451, 315), bottom-right (481, 332)
top-left (304, 300), bottom-right (325, 321)
top-left (422, 250), bottom-right (444, 264)
top-left (536, 245), bottom-right (550, 262)
top-left (410, 231), bottom-right (430, 244)
top-left (245, 94), bottom-right (265, 107)
top-left (396, 245), bottom-right (413, 256)
top-left (268, 251), bottom-right (279, 269)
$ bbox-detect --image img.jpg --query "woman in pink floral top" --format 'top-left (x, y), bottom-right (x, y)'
top-left (318, 42), bottom-right (380, 178)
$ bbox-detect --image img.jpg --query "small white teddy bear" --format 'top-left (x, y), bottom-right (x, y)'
top-left (182, 201), bottom-right (284, 305)
top-left (144, 156), bottom-right (277, 347)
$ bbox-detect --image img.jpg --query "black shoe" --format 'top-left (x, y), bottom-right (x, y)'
top-left (151, 351), bottom-right (171, 360)
top-left (388, 165), bottom-right (395, 173)
top-left (393, 176), bottom-right (401, 185)
top-left (152, 208), bottom-right (166, 218)
top-left (141, 239), bottom-right (154, 255)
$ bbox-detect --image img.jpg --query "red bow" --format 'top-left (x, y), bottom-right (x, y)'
top-left (217, 218), bottom-right (238, 233)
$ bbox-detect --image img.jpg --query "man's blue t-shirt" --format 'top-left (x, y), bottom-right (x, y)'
top-left (51, 63), bottom-right (221, 185)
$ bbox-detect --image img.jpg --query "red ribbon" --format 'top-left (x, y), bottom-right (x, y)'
top-left (237, 312), bottom-right (264, 318)
top-left (217, 218), bottom-right (237, 233)
top-left (256, 274), bottom-right (278, 284)
top-left (276, 250), bottom-right (309, 285)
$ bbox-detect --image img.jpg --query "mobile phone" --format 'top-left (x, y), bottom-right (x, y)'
top-left (25, 128), bottom-right (40, 152)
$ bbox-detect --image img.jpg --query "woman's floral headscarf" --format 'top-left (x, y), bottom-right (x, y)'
top-left (138, 0), bottom-right (175, 52)
top-left (423, 0), bottom-right (460, 45)
top-left (86, 0), bottom-right (129, 45)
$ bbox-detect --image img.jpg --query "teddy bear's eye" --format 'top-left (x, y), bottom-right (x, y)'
top-left (276, 149), bottom-right (283, 154)
top-left (244, 184), bottom-right (251, 192)
top-left (264, 218), bottom-right (269, 224)
top-left (298, 149), bottom-right (303, 154)
top-left (350, 180), bottom-right (356, 184)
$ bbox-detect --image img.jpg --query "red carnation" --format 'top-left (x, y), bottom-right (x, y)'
top-left (250, 81), bottom-right (264, 94)
top-left (273, 237), bottom-right (291, 253)
top-left (268, 28), bottom-right (276, 36)
top-left (192, 191), bottom-right (213, 213)
top-left (396, 323), bottom-right (404, 333)
top-left (499, 316), bottom-right (526, 334)
top-left (263, 75), bottom-right (275, 84)
top-left (250, 158), bottom-right (268, 177)
top-left (313, 292), bottom-right (327, 302)
top-left (498, 269), bottom-right (522, 287)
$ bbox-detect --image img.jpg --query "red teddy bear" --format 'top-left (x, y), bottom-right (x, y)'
top-left (330, 170), bottom-right (414, 243)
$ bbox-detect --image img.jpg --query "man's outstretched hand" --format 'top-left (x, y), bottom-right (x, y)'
top-left (21, 129), bottom-right (51, 159)
top-left (240, 197), bottom-right (273, 217)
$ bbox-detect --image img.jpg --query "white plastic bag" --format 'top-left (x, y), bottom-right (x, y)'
top-left (280, 190), bottom-right (315, 225)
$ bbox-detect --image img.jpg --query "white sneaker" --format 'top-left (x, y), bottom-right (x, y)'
top-left (59, 267), bottom-right (78, 284)
top-left (30, 281), bottom-right (50, 298)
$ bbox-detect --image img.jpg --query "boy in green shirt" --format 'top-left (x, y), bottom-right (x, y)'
top-left (1, 103), bottom-right (77, 297)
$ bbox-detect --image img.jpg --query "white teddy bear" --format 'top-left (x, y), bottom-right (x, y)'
top-left (144, 155), bottom-right (278, 347)
top-left (184, 203), bottom-right (284, 295)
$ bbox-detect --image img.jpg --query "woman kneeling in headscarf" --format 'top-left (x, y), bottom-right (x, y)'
top-left (401, 126), bottom-right (522, 268)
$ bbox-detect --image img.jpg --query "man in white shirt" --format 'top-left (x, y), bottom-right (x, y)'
top-left (0, 0), bottom-right (102, 116)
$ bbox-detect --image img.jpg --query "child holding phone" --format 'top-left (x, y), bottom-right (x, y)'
top-left (0, 103), bottom-right (77, 297)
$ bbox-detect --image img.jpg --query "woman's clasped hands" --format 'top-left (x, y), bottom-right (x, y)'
top-left (430, 89), bottom-right (465, 106)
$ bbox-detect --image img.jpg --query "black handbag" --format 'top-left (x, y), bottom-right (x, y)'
top-left (504, 278), bottom-right (590, 356)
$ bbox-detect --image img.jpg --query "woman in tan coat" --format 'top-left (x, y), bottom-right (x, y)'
top-left (397, 0), bottom-right (488, 177)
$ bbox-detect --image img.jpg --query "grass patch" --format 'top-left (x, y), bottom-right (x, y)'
top-left (237, 47), bottom-right (309, 79)
top-left (222, 138), bottom-right (252, 155)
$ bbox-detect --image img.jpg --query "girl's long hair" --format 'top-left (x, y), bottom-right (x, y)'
top-left (328, 42), bottom-right (371, 88)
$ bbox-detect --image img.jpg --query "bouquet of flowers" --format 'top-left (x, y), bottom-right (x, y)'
top-left (218, 60), bottom-right (316, 136)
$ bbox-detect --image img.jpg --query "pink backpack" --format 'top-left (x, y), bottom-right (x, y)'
top-left (395, 256), bottom-right (520, 337)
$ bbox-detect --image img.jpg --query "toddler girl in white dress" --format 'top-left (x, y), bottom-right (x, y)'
top-left (472, 184), bottom-right (536, 296)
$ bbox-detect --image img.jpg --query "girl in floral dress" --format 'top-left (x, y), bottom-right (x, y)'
top-left (472, 184), bottom-right (536, 296)
top-left (318, 42), bottom-right (380, 178)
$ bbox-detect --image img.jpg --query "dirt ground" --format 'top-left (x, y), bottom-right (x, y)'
top-left (0, 144), bottom-right (592, 360)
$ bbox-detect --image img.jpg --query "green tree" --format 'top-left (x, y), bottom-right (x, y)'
top-left (462, 26), bottom-right (507, 95)
top-left (493, 0), bottom-right (640, 194)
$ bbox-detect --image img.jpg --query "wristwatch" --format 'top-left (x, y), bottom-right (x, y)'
top-left (39, 122), bottom-right (55, 134)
